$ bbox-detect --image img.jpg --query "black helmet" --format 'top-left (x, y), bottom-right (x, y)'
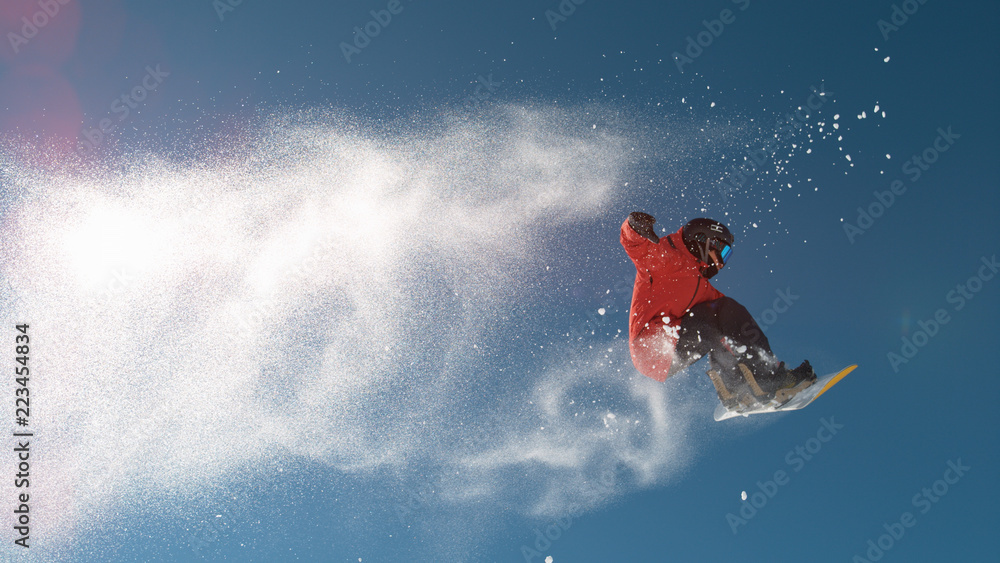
top-left (682, 218), bottom-right (734, 266)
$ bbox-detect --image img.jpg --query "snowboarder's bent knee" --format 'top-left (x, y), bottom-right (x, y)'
top-left (619, 213), bottom-right (815, 405)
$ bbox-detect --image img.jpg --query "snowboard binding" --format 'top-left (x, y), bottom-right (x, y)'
top-left (707, 366), bottom-right (766, 411)
top-left (708, 361), bottom-right (816, 412)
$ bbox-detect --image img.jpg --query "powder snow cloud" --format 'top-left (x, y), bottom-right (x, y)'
top-left (0, 105), bottom-right (706, 560)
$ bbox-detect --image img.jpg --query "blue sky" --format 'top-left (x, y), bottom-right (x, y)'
top-left (0, 0), bottom-right (997, 562)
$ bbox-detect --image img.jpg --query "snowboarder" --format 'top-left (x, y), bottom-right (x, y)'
top-left (620, 212), bottom-right (816, 409)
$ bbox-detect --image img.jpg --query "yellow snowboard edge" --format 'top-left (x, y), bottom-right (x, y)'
top-left (810, 364), bottom-right (858, 402)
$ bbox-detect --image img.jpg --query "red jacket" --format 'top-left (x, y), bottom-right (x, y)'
top-left (620, 218), bottom-right (724, 381)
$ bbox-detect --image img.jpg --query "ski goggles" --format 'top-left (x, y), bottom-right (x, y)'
top-left (710, 239), bottom-right (732, 265)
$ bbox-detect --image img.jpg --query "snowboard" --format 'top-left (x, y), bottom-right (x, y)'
top-left (714, 364), bottom-right (858, 421)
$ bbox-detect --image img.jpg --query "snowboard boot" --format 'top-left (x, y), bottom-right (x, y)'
top-left (766, 360), bottom-right (818, 403)
top-left (788, 360), bottom-right (817, 385)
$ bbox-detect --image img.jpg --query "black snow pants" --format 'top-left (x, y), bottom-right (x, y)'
top-left (667, 296), bottom-right (780, 390)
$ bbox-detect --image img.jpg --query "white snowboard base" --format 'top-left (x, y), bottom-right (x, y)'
top-left (714, 365), bottom-right (857, 422)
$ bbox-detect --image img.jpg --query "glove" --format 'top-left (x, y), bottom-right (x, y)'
top-left (627, 212), bottom-right (660, 244)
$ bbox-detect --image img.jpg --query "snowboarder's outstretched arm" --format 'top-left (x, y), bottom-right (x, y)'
top-left (627, 212), bottom-right (659, 244)
top-left (620, 211), bottom-right (661, 264)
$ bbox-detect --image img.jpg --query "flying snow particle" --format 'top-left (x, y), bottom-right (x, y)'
top-left (884, 56), bottom-right (891, 63)
top-left (2, 104), bottom-right (644, 556)
top-left (545, 557), bottom-right (554, 563)
top-left (741, 491), bottom-right (748, 501)
top-left (598, 308), bottom-right (606, 316)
